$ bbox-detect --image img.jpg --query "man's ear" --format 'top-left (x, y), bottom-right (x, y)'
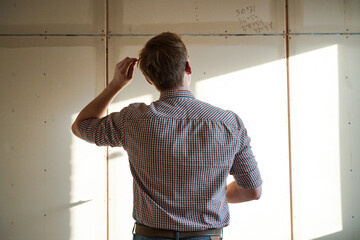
top-left (185, 61), bottom-right (192, 75)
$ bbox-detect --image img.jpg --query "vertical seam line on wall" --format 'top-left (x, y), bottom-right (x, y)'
top-left (285, 0), bottom-right (294, 240)
top-left (105, 0), bottom-right (110, 239)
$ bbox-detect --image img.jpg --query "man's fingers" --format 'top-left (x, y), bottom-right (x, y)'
top-left (127, 59), bottom-right (137, 79)
top-left (122, 58), bottom-right (137, 77)
top-left (114, 57), bottom-right (137, 83)
top-left (116, 57), bottom-right (131, 69)
top-left (117, 57), bottom-right (128, 67)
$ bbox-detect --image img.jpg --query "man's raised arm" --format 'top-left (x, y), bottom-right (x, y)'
top-left (71, 57), bottom-right (137, 139)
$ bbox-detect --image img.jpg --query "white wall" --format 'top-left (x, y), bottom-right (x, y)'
top-left (0, 36), bottom-right (107, 240)
top-left (0, 1), bottom-right (359, 240)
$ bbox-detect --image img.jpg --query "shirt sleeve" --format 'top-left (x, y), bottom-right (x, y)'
top-left (79, 109), bottom-right (127, 147)
top-left (230, 115), bottom-right (263, 189)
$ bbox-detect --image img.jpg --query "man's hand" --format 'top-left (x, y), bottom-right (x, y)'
top-left (112, 57), bottom-right (138, 88)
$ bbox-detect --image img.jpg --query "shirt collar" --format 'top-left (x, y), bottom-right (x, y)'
top-left (159, 89), bottom-right (195, 100)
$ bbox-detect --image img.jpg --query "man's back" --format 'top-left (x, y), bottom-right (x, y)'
top-left (80, 89), bottom-right (262, 231)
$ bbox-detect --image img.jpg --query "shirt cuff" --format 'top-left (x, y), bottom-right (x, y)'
top-left (234, 166), bottom-right (263, 189)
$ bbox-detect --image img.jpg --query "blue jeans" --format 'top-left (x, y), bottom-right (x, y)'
top-left (133, 234), bottom-right (221, 240)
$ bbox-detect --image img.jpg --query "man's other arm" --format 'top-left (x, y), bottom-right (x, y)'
top-left (226, 181), bottom-right (262, 203)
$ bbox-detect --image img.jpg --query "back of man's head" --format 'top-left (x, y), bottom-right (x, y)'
top-left (138, 32), bottom-right (188, 91)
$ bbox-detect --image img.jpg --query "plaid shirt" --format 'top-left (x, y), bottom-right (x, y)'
top-left (80, 90), bottom-right (262, 231)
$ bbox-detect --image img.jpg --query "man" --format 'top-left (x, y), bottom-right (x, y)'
top-left (72, 32), bottom-right (262, 240)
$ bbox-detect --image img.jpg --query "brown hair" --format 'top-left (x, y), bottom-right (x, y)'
top-left (138, 32), bottom-right (188, 91)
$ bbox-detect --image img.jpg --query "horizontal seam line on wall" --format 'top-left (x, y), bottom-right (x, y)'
top-left (0, 33), bottom-right (360, 37)
top-left (0, 33), bottom-right (105, 37)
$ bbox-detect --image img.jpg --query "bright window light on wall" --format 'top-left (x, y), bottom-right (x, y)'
top-left (290, 44), bottom-right (342, 239)
top-left (70, 113), bottom-right (107, 240)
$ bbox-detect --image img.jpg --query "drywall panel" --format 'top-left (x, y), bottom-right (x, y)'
top-left (289, 35), bottom-right (360, 240)
top-left (288, 0), bottom-right (360, 33)
top-left (0, 0), bottom-right (105, 34)
top-left (343, 36), bottom-right (360, 240)
top-left (107, 35), bottom-right (291, 240)
top-left (109, 0), bottom-right (285, 34)
top-left (0, 36), bottom-right (107, 240)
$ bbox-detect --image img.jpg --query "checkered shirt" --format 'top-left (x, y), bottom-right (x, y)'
top-left (80, 90), bottom-right (262, 231)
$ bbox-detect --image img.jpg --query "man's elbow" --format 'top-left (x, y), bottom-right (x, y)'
top-left (253, 192), bottom-right (261, 200)
top-left (71, 122), bottom-right (82, 139)
top-left (251, 185), bottom-right (262, 200)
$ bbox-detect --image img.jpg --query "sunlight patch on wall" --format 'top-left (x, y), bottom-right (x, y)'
top-left (290, 44), bottom-right (342, 239)
top-left (70, 114), bottom-right (107, 240)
